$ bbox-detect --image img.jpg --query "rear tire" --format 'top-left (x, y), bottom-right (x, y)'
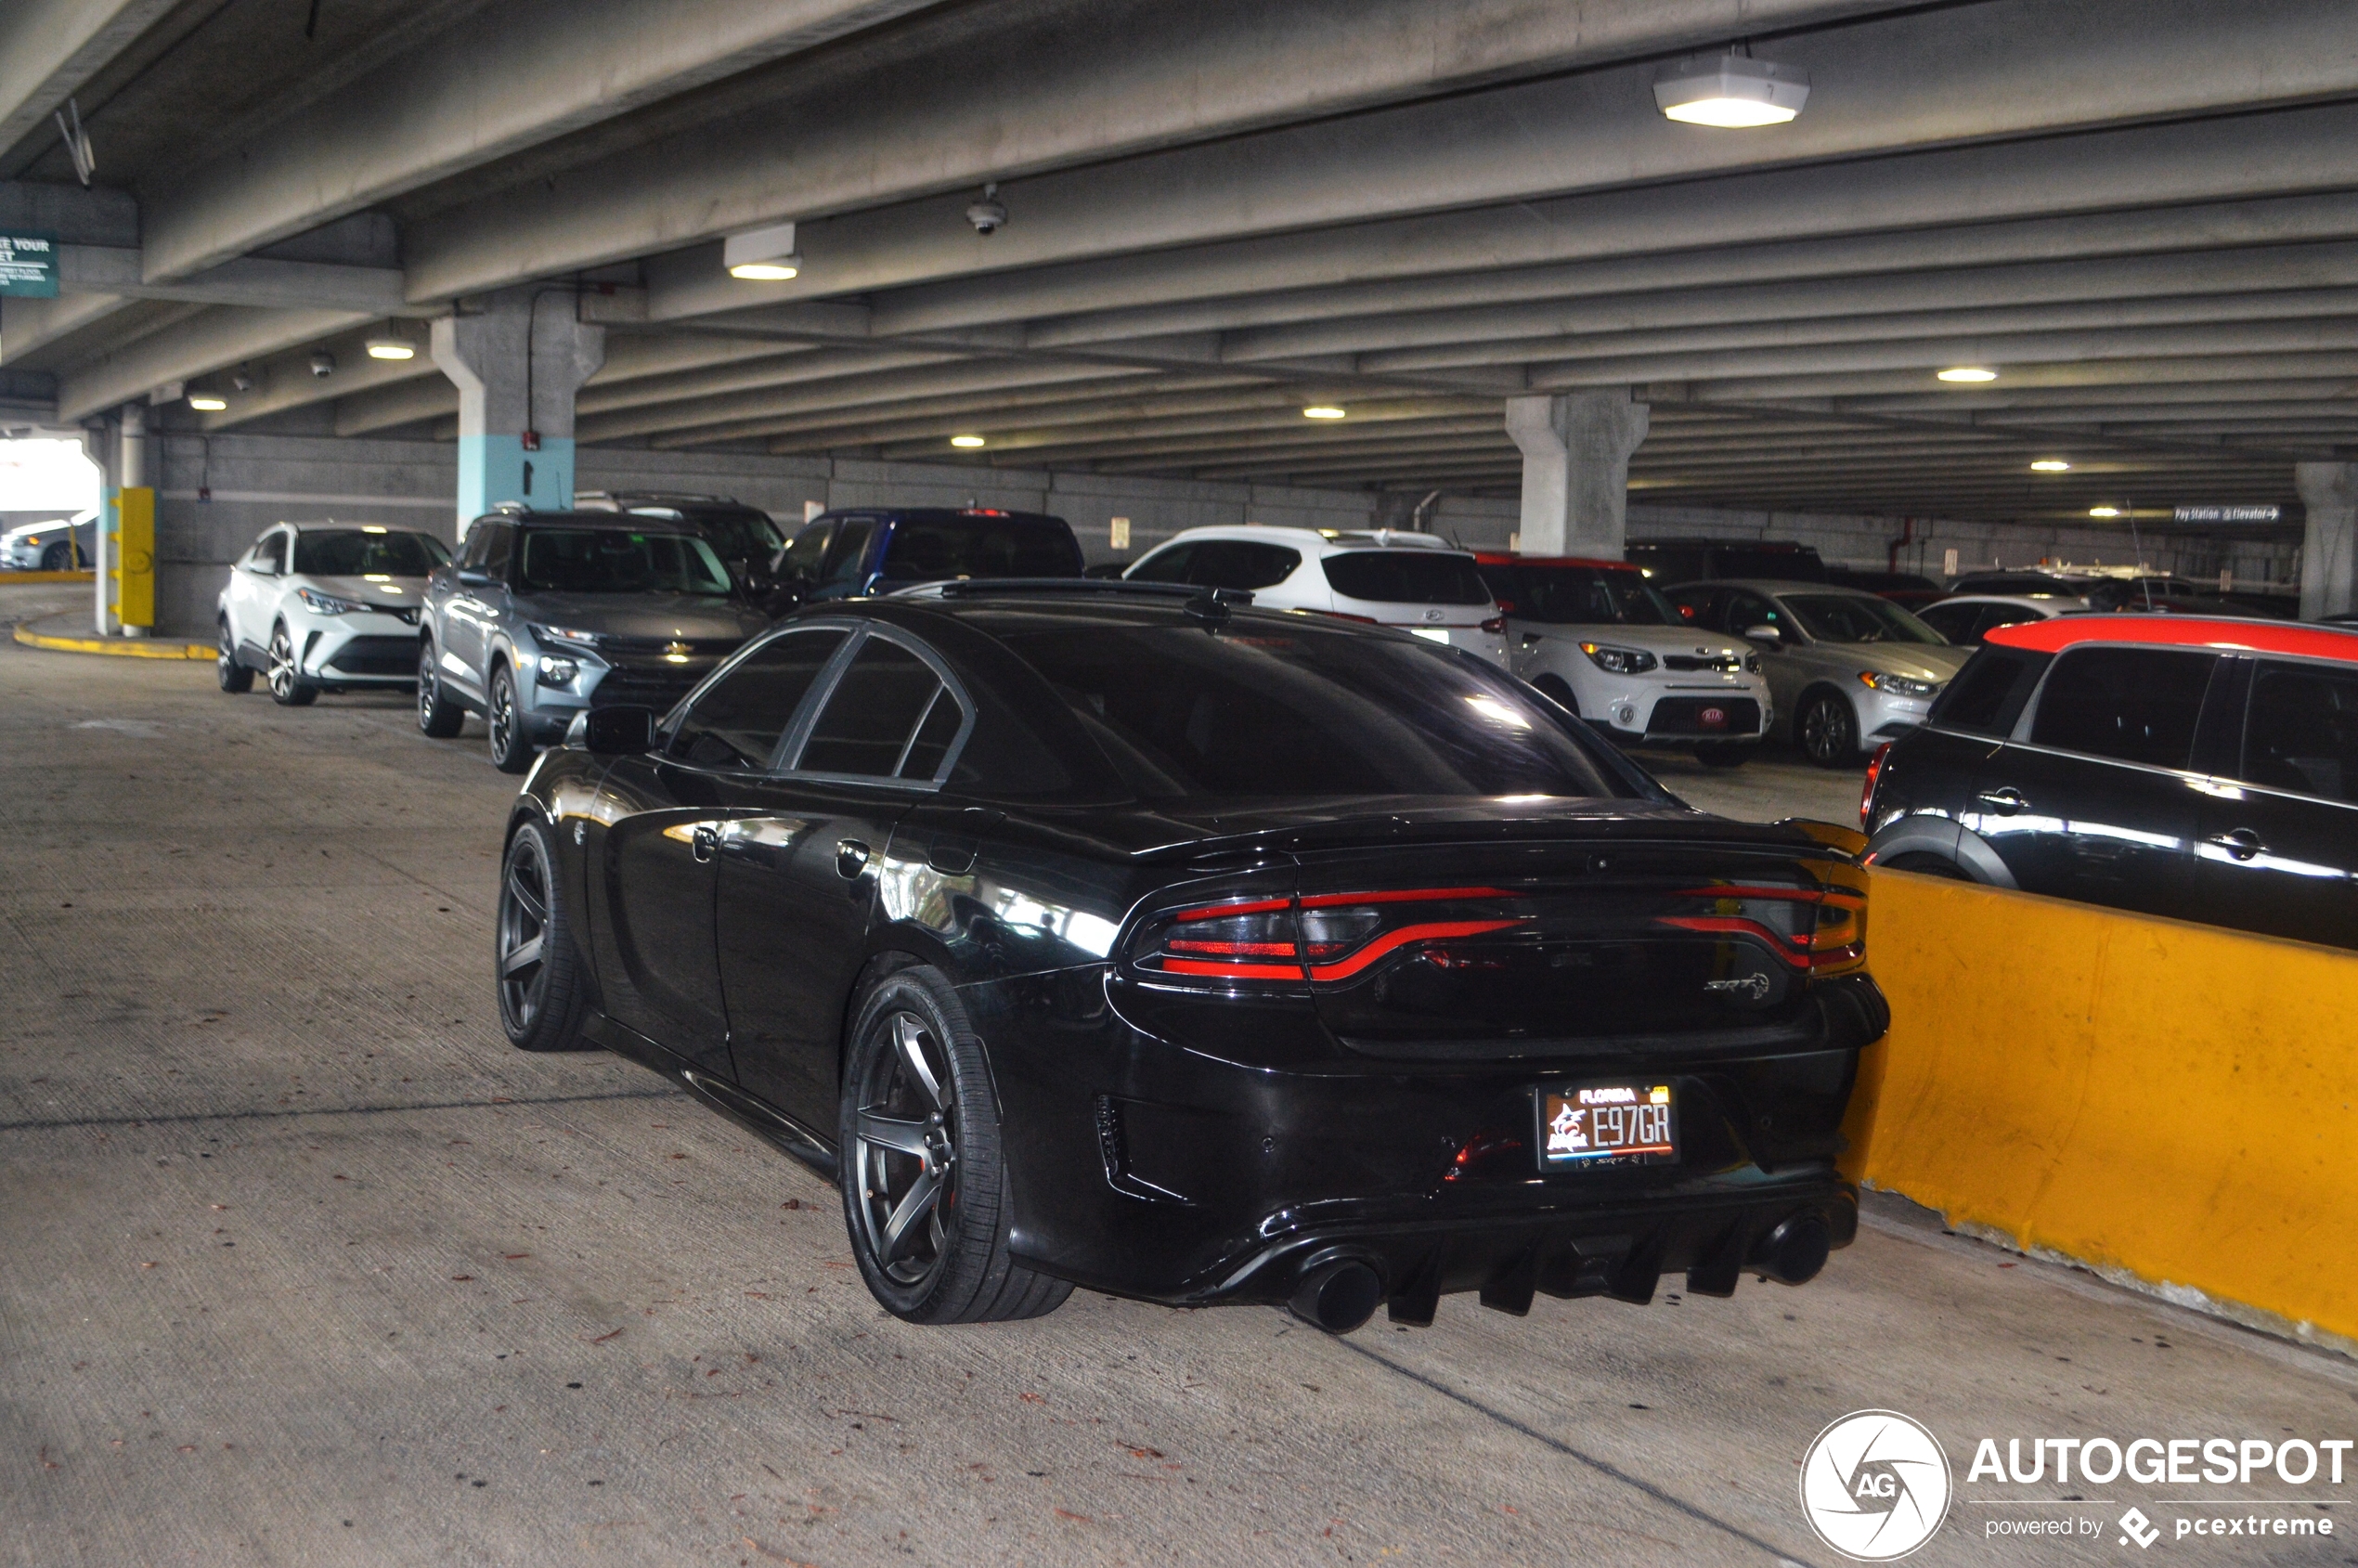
top-left (215, 618), bottom-right (253, 693)
top-left (266, 623), bottom-right (317, 706)
top-left (1694, 742), bottom-right (1755, 768)
top-left (839, 965), bottom-right (1071, 1326)
top-left (497, 819), bottom-right (592, 1051)
top-left (486, 664), bottom-right (533, 773)
top-left (416, 640), bottom-right (464, 737)
top-left (1796, 691), bottom-right (1857, 769)
top-left (41, 541), bottom-right (72, 572)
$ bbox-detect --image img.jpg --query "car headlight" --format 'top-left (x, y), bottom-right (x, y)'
top-left (538, 656), bottom-right (578, 685)
top-left (1859, 670), bottom-right (1937, 697)
top-left (528, 622), bottom-right (602, 650)
top-left (295, 587), bottom-right (366, 615)
top-left (1578, 641), bottom-right (1658, 675)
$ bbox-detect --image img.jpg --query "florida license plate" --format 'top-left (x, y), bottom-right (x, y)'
top-left (1535, 1082), bottom-right (1678, 1169)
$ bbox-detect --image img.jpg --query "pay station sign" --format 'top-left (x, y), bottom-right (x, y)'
top-left (0, 232), bottom-right (59, 297)
top-left (2174, 504), bottom-right (2283, 524)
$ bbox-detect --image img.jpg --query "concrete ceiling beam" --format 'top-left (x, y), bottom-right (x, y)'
top-left (1688, 351), bottom-right (2358, 403)
top-left (58, 244), bottom-right (410, 314)
top-left (139, 0), bottom-right (948, 281)
top-left (58, 304), bottom-right (372, 422)
top-left (865, 404), bottom-right (1496, 463)
top-left (334, 376), bottom-right (462, 438)
top-left (0, 0), bottom-right (180, 159)
top-left (572, 350), bottom-right (1002, 445)
top-left (742, 381), bottom-right (1328, 451)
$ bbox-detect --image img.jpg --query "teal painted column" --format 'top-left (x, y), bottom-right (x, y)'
top-left (432, 289), bottom-right (603, 541)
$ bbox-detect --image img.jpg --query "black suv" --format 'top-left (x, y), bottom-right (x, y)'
top-left (1862, 615), bottom-right (2358, 950)
top-left (1625, 538), bottom-right (1828, 585)
top-left (576, 491), bottom-right (785, 595)
top-left (771, 507), bottom-right (1084, 609)
top-left (417, 509), bottom-right (770, 772)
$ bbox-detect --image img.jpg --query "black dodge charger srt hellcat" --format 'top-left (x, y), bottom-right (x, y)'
top-left (496, 582), bottom-right (1887, 1333)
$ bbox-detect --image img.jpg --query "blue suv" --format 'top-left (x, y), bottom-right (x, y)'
top-left (771, 507), bottom-right (1083, 608)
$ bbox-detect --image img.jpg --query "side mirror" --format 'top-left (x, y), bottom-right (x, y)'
top-left (584, 705), bottom-right (656, 756)
top-left (457, 567), bottom-right (494, 587)
top-left (1743, 624), bottom-right (1784, 643)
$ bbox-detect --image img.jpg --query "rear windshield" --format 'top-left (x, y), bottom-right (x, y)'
top-left (1781, 593), bottom-right (1944, 644)
top-left (880, 517), bottom-right (1082, 581)
top-left (516, 529), bottom-right (732, 595)
top-left (1711, 546), bottom-right (1827, 582)
top-left (1478, 563), bottom-right (1677, 626)
top-left (641, 507), bottom-right (781, 564)
top-left (998, 619), bottom-right (1625, 800)
top-left (292, 528), bottom-right (447, 576)
top-left (1320, 551), bottom-right (1492, 605)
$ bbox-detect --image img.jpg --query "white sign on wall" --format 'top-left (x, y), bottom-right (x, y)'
top-left (1109, 516), bottom-right (1131, 549)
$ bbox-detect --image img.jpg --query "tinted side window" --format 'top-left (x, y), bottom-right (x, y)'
top-left (821, 519), bottom-right (877, 589)
top-left (779, 521), bottom-right (832, 578)
top-left (1667, 586), bottom-right (1722, 629)
top-left (1185, 540), bottom-right (1301, 590)
top-left (1723, 590), bottom-right (1782, 637)
top-left (667, 630), bottom-right (847, 771)
top-left (797, 636), bottom-right (954, 779)
top-left (1931, 648), bottom-right (2046, 736)
top-left (1126, 542), bottom-right (1195, 584)
top-left (2028, 648), bottom-right (2216, 769)
top-left (253, 532), bottom-right (287, 572)
top-left (2240, 661), bottom-right (2358, 803)
top-left (1916, 603), bottom-right (1975, 643)
top-left (479, 525), bottom-right (513, 579)
top-left (1319, 551), bottom-right (1491, 605)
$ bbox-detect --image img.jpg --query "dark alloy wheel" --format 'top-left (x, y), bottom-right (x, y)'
top-left (839, 966), bottom-right (1072, 1326)
top-left (215, 617), bottom-right (253, 693)
top-left (496, 819), bottom-right (590, 1050)
top-left (416, 641), bottom-right (463, 737)
top-left (486, 664), bottom-right (531, 773)
top-left (266, 623), bottom-right (317, 706)
top-left (41, 541), bottom-right (73, 572)
top-left (1797, 691), bottom-right (1858, 769)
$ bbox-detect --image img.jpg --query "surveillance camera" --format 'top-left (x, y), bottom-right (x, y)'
top-left (230, 370), bottom-right (254, 393)
top-left (310, 352), bottom-right (336, 379)
top-left (965, 183), bottom-right (1007, 236)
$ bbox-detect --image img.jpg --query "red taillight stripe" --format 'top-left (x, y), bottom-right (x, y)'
top-left (1167, 939), bottom-right (1298, 957)
top-left (1670, 885), bottom-right (1864, 910)
top-left (1172, 896), bottom-right (1294, 923)
top-left (1300, 886), bottom-right (1513, 909)
top-left (1657, 914), bottom-right (1812, 968)
top-left (1306, 919), bottom-right (1522, 981)
top-left (1156, 956), bottom-right (1304, 979)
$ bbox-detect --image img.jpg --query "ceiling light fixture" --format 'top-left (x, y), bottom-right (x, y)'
top-left (365, 335), bottom-right (415, 361)
top-left (950, 434), bottom-right (986, 448)
top-left (2089, 506), bottom-right (2121, 518)
top-left (1302, 406), bottom-right (1347, 420)
top-left (1937, 367), bottom-right (1998, 383)
top-left (724, 220), bottom-right (801, 281)
top-left (187, 394), bottom-right (227, 411)
top-left (2030, 460), bottom-right (2071, 473)
top-left (1653, 50), bottom-right (1810, 127)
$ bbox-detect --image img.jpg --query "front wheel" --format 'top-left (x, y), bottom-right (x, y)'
top-left (497, 819), bottom-right (592, 1051)
top-left (839, 965), bottom-right (1071, 1326)
top-left (41, 541), bottom-right (73, 572)
top-left (215, 618), bottom-right (253, 693)
top-left (1796, 692), bottom-right (1858, 769)
top-left (416, 641), bottom-right (464, 737)
top-left (486, 664), bottom-right (533, 773)
top-left (266, 624), bottom-right (317, 706)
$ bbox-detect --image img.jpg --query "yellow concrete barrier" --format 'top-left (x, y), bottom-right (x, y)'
top-left (1, 570), bottom-right (97, 584)
top-left (1844, 869), bottom-right (2358, 1351)
top-left (12, 622), bottom-right (211, 659)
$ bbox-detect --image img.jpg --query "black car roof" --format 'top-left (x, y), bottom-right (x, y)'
top-left (475, 509), bottom-right (702, 535)
top-left (809, 506), bottom-right (1069, 525)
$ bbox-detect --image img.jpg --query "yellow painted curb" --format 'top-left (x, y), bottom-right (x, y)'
top-left (2, 570), bottom-right (97, 584)
top-left (12, 622), bottom-right (211, 659)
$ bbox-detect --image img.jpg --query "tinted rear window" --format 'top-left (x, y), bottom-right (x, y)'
top-left (997, 620), bottom-right (1624, 799)
top-left (1709, 546), bottom-right (1826, 582)
top-left (516, 529), bottom-right (732, 594)
top-left (880, 517), bottom-right (1082, 581)
top-left (1479, 564), bottom-right (1676, 626)
top-left (1319, 551), bottom-right (1491, 606)
top-left (797, 637), bottom-right (951, 778)
top-left (2240, 661), bottom-right (2358, 803)
top-left (293, 528), bottom-right (447, 576)
top-left (2028, 647), bottom-right (2217, 769)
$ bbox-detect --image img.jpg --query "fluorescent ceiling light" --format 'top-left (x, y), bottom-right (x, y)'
top-left (1302, 406), bottom-right (1347, 420)
top-left (1653, 53), bottom-right (1809, 127)
top-left (725, 220), bottom-right (801, 281)
top-left (2089, 506), bottom-right (2120, 518)
top-left (950, 434), bottom-right (986, 448)
top-left (187, 394), bottom-right (227, 411)
top-left (2030, 460), bottom-right (2071, 473)
top-left (365, 336), bottom-right (415, 361)
top-left (1937, 367), bottom-right (1998, 383)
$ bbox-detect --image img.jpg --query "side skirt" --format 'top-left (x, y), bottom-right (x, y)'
top-left (582, 1009), bottom-right (839, 1182)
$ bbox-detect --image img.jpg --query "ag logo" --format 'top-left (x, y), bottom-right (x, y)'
top-left (1799, 1410), bottom-right (1951, 1561)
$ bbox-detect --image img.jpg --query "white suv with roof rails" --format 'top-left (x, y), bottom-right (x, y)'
top-left (1121, 525), bottom-right (1506, 665)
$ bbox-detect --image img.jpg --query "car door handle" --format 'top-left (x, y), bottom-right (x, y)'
top-left (836, 838), bottom-right (872, 879)
top-left (690, 823), bottom-right (719, 863)
top-left (1975, 787), bottom-right (2028, 816)
top-left (2205, 828), bottom-right (2266, 862)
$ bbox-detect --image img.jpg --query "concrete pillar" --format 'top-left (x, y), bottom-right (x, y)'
top-left (430, 288), bottom-right (604, 538)
top-left (2296, 462), bottom-right (2357, 620)
top-left (1504, 389), bottom-right (1649, 558)
top-left (84, 418), bottom-right (114, 635)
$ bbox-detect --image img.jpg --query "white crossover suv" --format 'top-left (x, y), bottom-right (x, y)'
top-left (1121, 525), bottom-right (1506, 664)
top-left (217, 522), bottom-right (448, 706)
top-left (1473, 552), bottom-right (1772, 767)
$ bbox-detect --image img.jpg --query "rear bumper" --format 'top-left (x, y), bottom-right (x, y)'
top-left (971, 968), bottom-right (1883, 1318)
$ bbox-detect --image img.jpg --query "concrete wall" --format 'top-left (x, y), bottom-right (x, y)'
top-left (145, 431), bottom-right (2305, 635)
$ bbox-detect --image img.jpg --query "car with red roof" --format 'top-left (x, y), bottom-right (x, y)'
top-left (1860, 615), bottom-right (2358, 948)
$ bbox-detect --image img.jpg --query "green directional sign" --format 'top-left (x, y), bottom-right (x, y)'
top-left (0, 232), bottom-right (59, 297)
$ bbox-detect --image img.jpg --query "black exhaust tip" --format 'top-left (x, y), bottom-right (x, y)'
top-left (1756, 1213), bottom-right (1832, 1286)
top-left (1289, 1259), bottom-right (1383, 1335)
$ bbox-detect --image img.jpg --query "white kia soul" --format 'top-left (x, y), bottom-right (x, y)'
top-left (1121, 525), bottom-right (1506, 664)
top-left (1473, 552), bottom-right (1772, 766)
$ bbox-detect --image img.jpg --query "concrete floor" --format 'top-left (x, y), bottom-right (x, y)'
top-left (5, 580), bottom-right (2353, 1568)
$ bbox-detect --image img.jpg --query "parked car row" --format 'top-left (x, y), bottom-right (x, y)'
top-left (3, 510), bottom-right (97, 571)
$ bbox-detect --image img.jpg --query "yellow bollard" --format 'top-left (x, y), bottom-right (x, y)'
top-left (111, 486), bottom-right (155, 631)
